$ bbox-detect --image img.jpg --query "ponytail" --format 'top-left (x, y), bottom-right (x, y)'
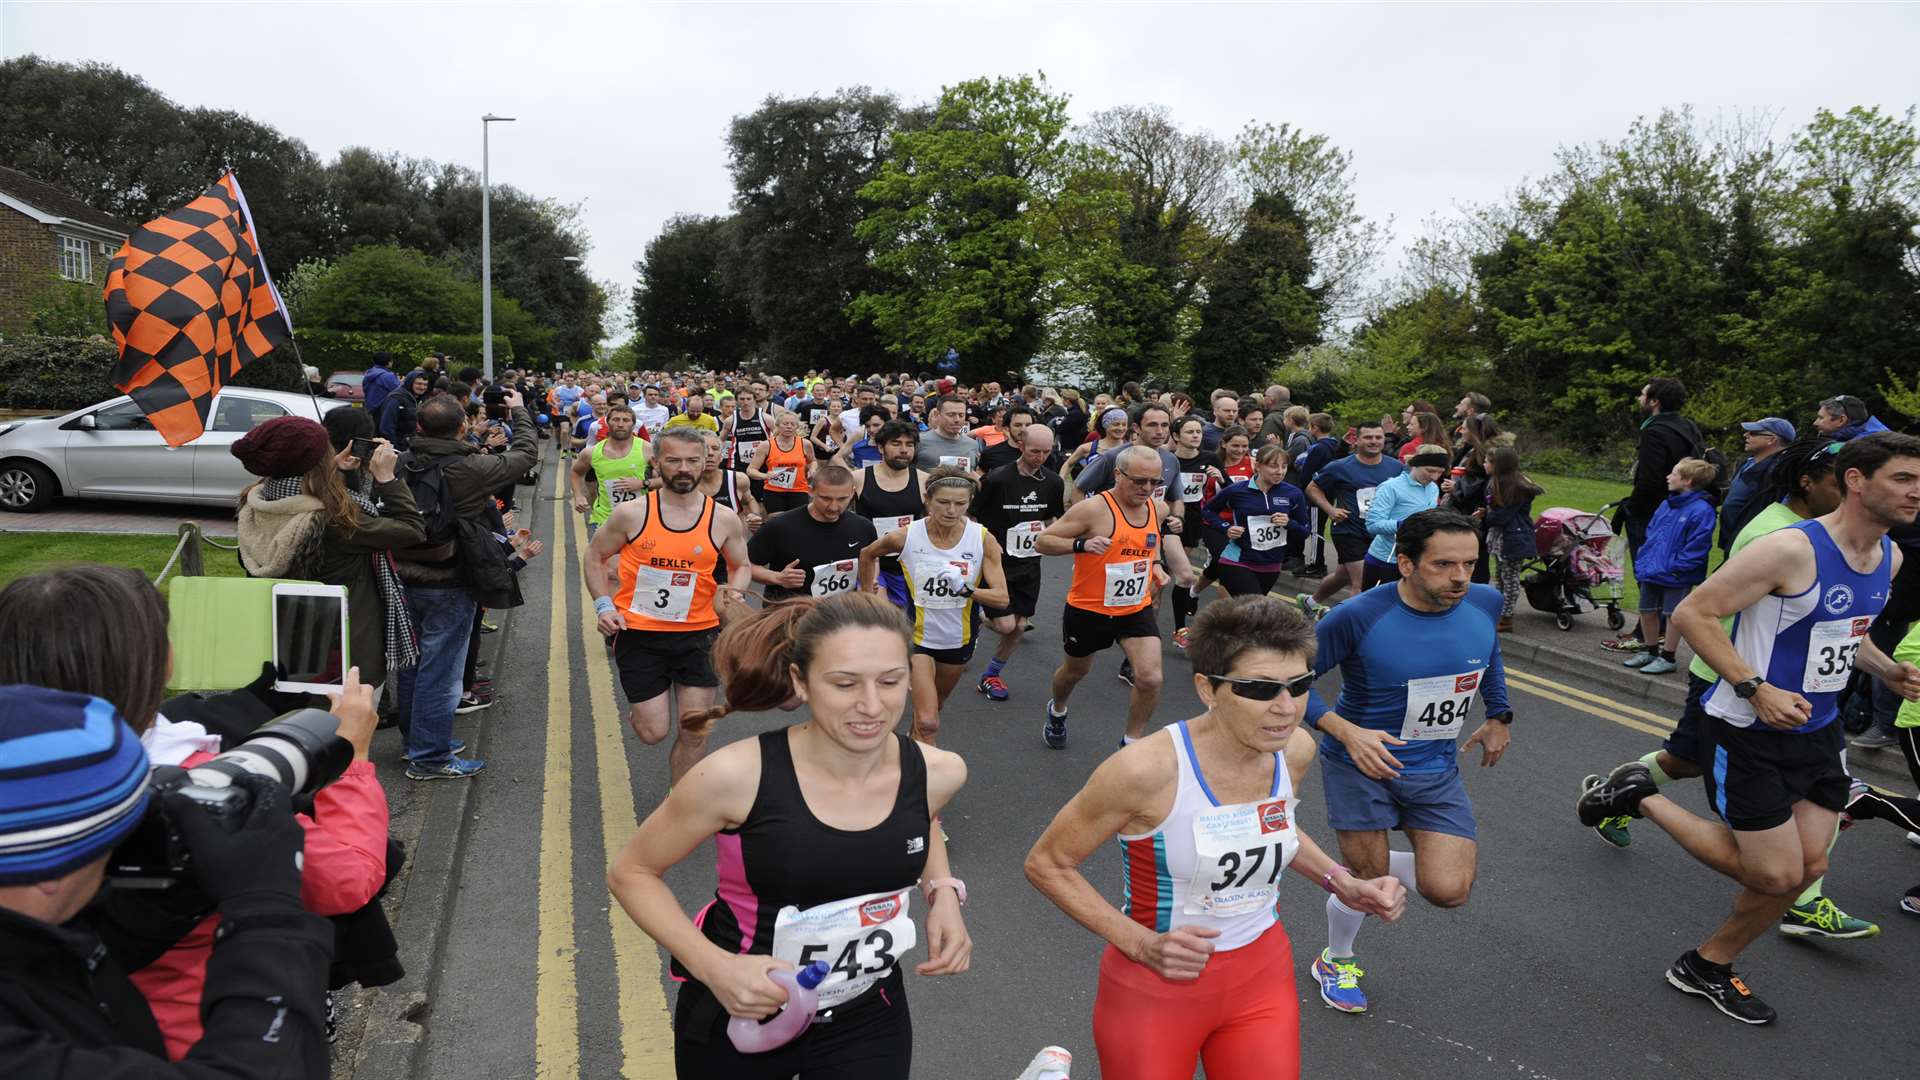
top-left (678, 593), bottom-right (911, 734)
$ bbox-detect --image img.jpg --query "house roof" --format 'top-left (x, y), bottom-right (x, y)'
top-left (0, 165), bottom-right (131, 234)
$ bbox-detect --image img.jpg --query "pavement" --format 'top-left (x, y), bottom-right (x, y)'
top-left (337, 454), bottom-right (1920, 1080)
top-left (0, 496), bottom-right (237, 537)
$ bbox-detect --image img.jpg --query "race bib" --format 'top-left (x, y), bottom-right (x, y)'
top-left (810, 559), bottom-right (857, 598)
top-left (938, 454), bottom-right (973, 471)
top-left (1247, 514), bottom-right (1287, 552)
top-left (628, 564), bottom-right (695, 622)
top-left (1006, 520), bottom-right (1043, 559)
top-left (1178, 472), bottom-right (1206, 503)
top-left (1182, 797), bottom-right (1299, 918)
top-left (734, 439), bottom-right (763, 465)
top-left (769, 465), bottom-right (798, 489)
top-left (1399, 670), bottom-right (1483, 741)
top-left (1103, 558), bottom-right (1151, 608)
top-left (1355, 486), bottom-right (1378, 516)
top-left (603, 478), bottom-right (640, 506)
top-left (882, 514), bottom-right (917, 534)
top-left (913, 557), bottom-right (974, 609)
top-left (1802, 617), bottom-right (1870, 693)
top-left (770, 888), bottom-right (917, 1010)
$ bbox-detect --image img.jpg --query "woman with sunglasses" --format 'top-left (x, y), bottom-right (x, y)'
top-left (1024, 597), bottom-right (1405, 1080)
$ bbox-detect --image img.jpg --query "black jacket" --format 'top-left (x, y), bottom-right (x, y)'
top-left (0, 892), bottom-right (333, 1079)
top-left (1627, 411), bottom-right (1703, 521)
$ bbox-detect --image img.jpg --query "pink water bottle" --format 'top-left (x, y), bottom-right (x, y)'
top-left (726, 961), bottom-right (830, 1053)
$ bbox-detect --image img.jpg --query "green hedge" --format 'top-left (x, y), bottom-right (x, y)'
top-left (0, 334), bottom-right (120, 410)
top-left (294, 328), bottom-right (513, 377)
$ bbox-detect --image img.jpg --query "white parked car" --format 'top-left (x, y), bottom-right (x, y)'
top-left (0, 388), bottom-right (348, 512)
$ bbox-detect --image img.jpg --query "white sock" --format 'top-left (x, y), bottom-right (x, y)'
top-left (1388, 850), bottom-right (1417, 893)
top-left (1325, 894), bottom-right (1365, 959)
top-left (1047, 698), bottom-right (1067, 718)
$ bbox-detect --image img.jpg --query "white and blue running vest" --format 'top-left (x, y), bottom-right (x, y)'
top-left (1703, 520), bottom-right (1892, 733)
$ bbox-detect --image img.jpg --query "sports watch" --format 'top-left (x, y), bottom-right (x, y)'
top-left (1733, 677), bottom-right (1765, 700)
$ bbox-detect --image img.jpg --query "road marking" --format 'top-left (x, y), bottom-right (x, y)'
top-left (1505, 664), bottom-right (1678, 726)
top-left (1504, 668), bottom-right (1671, 738)
top-left (535, 461), bottom-right (580, 1077)
top-left (569, 495), bottom-right (677, 1075)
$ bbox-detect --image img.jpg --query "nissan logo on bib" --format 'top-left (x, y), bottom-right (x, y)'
top-left (1258, 799), bottom-right (1290, 833)
top-left (1453, 673), bottom-right (1480, 693)
top-left (861, 896), bottom-right (903, 926)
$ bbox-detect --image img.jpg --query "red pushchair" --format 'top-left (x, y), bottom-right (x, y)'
top-left (1521, 507), bottom-right (1627, 631)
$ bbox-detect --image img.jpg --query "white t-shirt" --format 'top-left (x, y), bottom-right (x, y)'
top-left (634, 403), bottom-right (671, 432)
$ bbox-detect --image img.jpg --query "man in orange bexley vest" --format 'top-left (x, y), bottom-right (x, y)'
top-left (585, 427), bottom-right (753, 782)
top-left (1035, 444), bottom-right (1197, 750)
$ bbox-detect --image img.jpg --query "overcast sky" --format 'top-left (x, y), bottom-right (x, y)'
top-left (6, 2), bottom-right (1918, 328)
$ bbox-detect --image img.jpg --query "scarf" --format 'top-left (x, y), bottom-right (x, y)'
top-left (260, 475), bottom-right (420, 673)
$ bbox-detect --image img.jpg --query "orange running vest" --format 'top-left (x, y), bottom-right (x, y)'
top-left (1066, 490), bottom-right (1159, 615)
top-left (764, 435), bottom-right (809, 493)
top-left (613, 492), bottom-right (721, 631)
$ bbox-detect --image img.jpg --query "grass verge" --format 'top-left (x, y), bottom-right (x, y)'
top-left (0, 531), bottom-right (246, 589)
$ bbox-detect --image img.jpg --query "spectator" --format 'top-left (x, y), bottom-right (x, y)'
top-left (1621, 377), bottom-right (1704, 560)
top-left (1718, 416), bottom-right (1795, 554)
top-left (393, 389), bottom-right (537, 781)
top-left (1363, 444), bottom-right (1448, 587)
top-left (1454, 391), bottom-right (1491, 421)
top-left (1446, 414), bottom-right (1511, 584)
top-left (1279, 405), bottom-right (1312, 462)
top-left (1398, 410), bottom-right (1449, 464)
top-left (1257, 388), bottom-right (1293, 447)
top-left (377, 370), bottom-right (428, 451)
top-left (1815, 394), bottom-right (1892, 441)
top-left (361, 352), bottom-right (400, 416)
top-left (1483, 446), bottom-right (1542, 632)
top-left (1623, 457), bottom-right (1719, 675)
top-left (1379, 412), bottom-right (1407, 458)
top-left (1201, 390), bottom-right (1240, 452)
top-left (233, 417), bottom-right (426, 689)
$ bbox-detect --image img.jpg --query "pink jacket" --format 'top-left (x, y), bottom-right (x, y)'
top-left (131, 757), bottom-right (389, 1060)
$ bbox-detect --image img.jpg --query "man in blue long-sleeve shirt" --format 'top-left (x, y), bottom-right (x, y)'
top-left (1298, 508), bottom-right (1514, 1016)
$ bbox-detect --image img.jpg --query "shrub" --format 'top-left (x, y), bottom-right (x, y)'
top-left (0, 334), bottom-right (119, 410)
top-left (293, 328), bottom-right (513, 378)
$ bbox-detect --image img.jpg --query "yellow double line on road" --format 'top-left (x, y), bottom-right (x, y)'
top-left (1505, 664), bottom-right (1676, 738)
top-left (535, 461), bottom-right (674, 1078)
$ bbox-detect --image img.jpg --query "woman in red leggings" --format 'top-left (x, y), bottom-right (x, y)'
top-left (1025, 596), bottom-right (1406, 1080)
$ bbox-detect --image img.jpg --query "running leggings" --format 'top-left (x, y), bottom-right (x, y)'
top-left (673, 979), bottom-right (912, 1079)
top-left (1092, 921), bottom-right (1300, 1080)
top-left (1216, 563), bottom-right (1281, 598)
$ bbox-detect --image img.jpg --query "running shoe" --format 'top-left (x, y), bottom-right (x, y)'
top-left (1909, 832), bottom-right (1920, 849)
top-left (324, 990), bottom-right (338, 1044)
top-left (977, 674), bottom-right (1010, 701)
top-left (1042, 700), bottom-right (1068, 750)
top-left (1577, 761), bottom-right (1656, 826)
top-left (1903, 886), bottom-right (1920, 918)
top-left (1849, 729), bottom-right (1896, 751)
top-left (1580, 775), bottom-right (1634, 847)
top-left (1639, 656), bottom-right (1677, 675)
top-left (1621, 652), bottom-right (1655, 669)
top-left (1601, 637), bottom-right (1648, 654)
top-left (1295, 593), bottom-right (1325, 620)
top-left (1664, 951), bottom-right (1775, 1025)
top-left (1171, 627), bottom-right (1191, 650)
top-left (406, 756), bottom-right (488, 782)
top-left (1779, 896), bottom-right (1879, 939)
top-left (1016, 1046), bottom-right (1072, 1080)
top-left (1116, 660), bottom-right (1134, 687)
top-left (480, 620), bottom-right (499, 634)
top-left (1312, 949), bottom-right (1367, 1013)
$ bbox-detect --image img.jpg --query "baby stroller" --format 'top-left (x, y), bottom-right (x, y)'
top-left (1521, 507), bottom-right (1627, 631)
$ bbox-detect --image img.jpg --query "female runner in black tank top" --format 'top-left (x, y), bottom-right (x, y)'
top-left (609, 594), bottom-right (972, 1079)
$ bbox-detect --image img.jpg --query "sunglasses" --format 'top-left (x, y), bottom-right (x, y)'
top-left (1207, 672), bottom-right (1316, 701)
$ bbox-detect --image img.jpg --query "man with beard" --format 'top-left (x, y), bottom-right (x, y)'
top-left (854, 420), bottom-right (928, 608)
top-left (570, 403), bottom-right (647, 541)
top-left (585, 427), bottom-right (753, 783)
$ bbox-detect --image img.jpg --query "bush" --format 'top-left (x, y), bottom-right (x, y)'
top-left (0, 334), bottom-right (119, 410)
top-left (293, 328), bottom-right (513, 378)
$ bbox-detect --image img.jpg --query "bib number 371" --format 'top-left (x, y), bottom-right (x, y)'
top-left (1399, 670), bottom-right (1483, 741)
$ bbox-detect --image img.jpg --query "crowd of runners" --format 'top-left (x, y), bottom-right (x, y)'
top-left (535, 366), bottom-right (1920, 1077)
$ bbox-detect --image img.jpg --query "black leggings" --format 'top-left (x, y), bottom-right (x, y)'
top-left (761, 490), bottom-right (810, 514)
top-left (674, 980), bottom-right (912, 1079)
top-left (1216, 563), bottom-right (1281, 598)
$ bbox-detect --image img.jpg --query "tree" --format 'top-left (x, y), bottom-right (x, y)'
top-left (633, 214), bottom-right (758, 369)
top-left (1233, 122), bottom-right (1388, 321)
top-left (853, 74), bottom-right (1076, 383)
top-left (298, 243), bottom-right (549, 361)
top-left (726, 89), bottom-right (906, 370)
top-left (1187, 192), bottom-right (1324, 394)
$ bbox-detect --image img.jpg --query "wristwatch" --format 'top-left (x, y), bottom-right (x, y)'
top-left (1486, 711), bottom-right (1514, 725)
top-left (1733, 677), bottom-right (1765, 700)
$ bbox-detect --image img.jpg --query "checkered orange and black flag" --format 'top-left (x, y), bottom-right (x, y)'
top-left (103, 172), bottom-right (292, 447)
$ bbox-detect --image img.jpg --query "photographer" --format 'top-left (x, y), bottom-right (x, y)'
top-left (0, 681), bottom-right (333, 1077)
top-left (0, 565), bottom-right (387, 1063)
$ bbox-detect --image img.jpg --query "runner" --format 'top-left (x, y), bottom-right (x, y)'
top-left (569, 402), bottom-right (649, 540)
top-left (1204, 444), bottom-right (1309, 598)
top-left (858, 466), bottom-right (1010, 746)
top-left (852, 420), bottom-right (928, 609)
top-left (1360, 445), bottom-right (1448, 588)
top-left (748, 411), bottom-right (814, 514)
top-left (607, 594), bottom-right (971, 1079)
top-left (1023, 597), bottom-right (1406, 1080)
top-left (1301, 508), bottom-right (1513, 1015)
top-left (833, 406), bottom-right (893, 469)
top-left (1036, 445), bottom-right (1198, 749)
top-left (699, 428), bottom-right (763, 580)
top-left (972, 424), bottom-right (1066, 701)
top-left (1577, 432), bottom-right (1920, 1024)
top-left (747, 464), bottom-right (877, 604)
top-left (724, 386), bottom-right (774, 504)
top-left (585, 427), bottom-right (753, 783)
top-left (1168, 416), bottom-right (1226, 647)
top-left (1181, 425), bottom-right (1256, 630)
top-left (1305, 419), bottom-right (1404, 609)
top-left (916, 394), bottom-right (980, 474)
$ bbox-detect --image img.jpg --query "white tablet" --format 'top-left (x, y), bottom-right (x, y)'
top-left (271, 583), bottom-right (351, 694)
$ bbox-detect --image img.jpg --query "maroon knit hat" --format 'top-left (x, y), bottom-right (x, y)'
top-left (231, 416), bottom-right (332, 477)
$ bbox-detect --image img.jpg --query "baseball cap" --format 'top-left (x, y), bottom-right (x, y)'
top-left (0, 686), bottom-right (152, 885)
top-left (1740, 417), bottom-right (1795, 442)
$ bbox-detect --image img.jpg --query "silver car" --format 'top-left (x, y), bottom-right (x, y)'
top-left (0, 388), bottom-right (349, 512)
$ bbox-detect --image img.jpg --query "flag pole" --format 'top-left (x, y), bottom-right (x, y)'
top-left (228, 167), bottom-right (324, 421)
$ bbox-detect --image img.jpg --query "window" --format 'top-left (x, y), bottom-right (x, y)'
top-left (89, 401), bottom-right (153, 431)
top-left (58, 235), bottom-right (91, 282)
top-left (210, 395), bottom-right (288, 433)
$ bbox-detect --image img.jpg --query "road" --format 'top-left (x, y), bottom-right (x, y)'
top-left (400, 454), bottom-right (1920, 1080)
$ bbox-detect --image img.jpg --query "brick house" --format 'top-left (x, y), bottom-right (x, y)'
top-left (0, 165), bottom-right (131, 332)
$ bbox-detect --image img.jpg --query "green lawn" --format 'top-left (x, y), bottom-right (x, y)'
top-left (1523, 472), bottom-right (1726, 616)
top-left (0, 531), bottom-right (247, 590)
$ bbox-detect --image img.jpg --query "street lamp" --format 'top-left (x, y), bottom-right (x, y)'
top-left (481, 113), bottom-right (516, 383)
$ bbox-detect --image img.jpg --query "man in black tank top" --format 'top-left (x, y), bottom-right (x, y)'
top-left (727, 402), bottom-right (771, 502)
top-left (855, 420), bottom-right (927, 609)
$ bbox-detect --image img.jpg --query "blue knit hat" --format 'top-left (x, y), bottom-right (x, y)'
top-left (0, 686), bottom-right (152, 885)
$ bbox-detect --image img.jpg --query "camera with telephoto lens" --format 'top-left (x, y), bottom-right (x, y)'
top-left (106, 708), bottom-right (353, 889)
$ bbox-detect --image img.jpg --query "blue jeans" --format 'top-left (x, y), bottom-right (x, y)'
top-left (397, 586), bottom-right (476, 767)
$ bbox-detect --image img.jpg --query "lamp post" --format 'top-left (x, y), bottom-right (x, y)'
top-left (481, 113), bottom-right (516, 383)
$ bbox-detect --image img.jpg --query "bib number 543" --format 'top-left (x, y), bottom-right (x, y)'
top-left (798, 929), bottom-right (898, 983)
